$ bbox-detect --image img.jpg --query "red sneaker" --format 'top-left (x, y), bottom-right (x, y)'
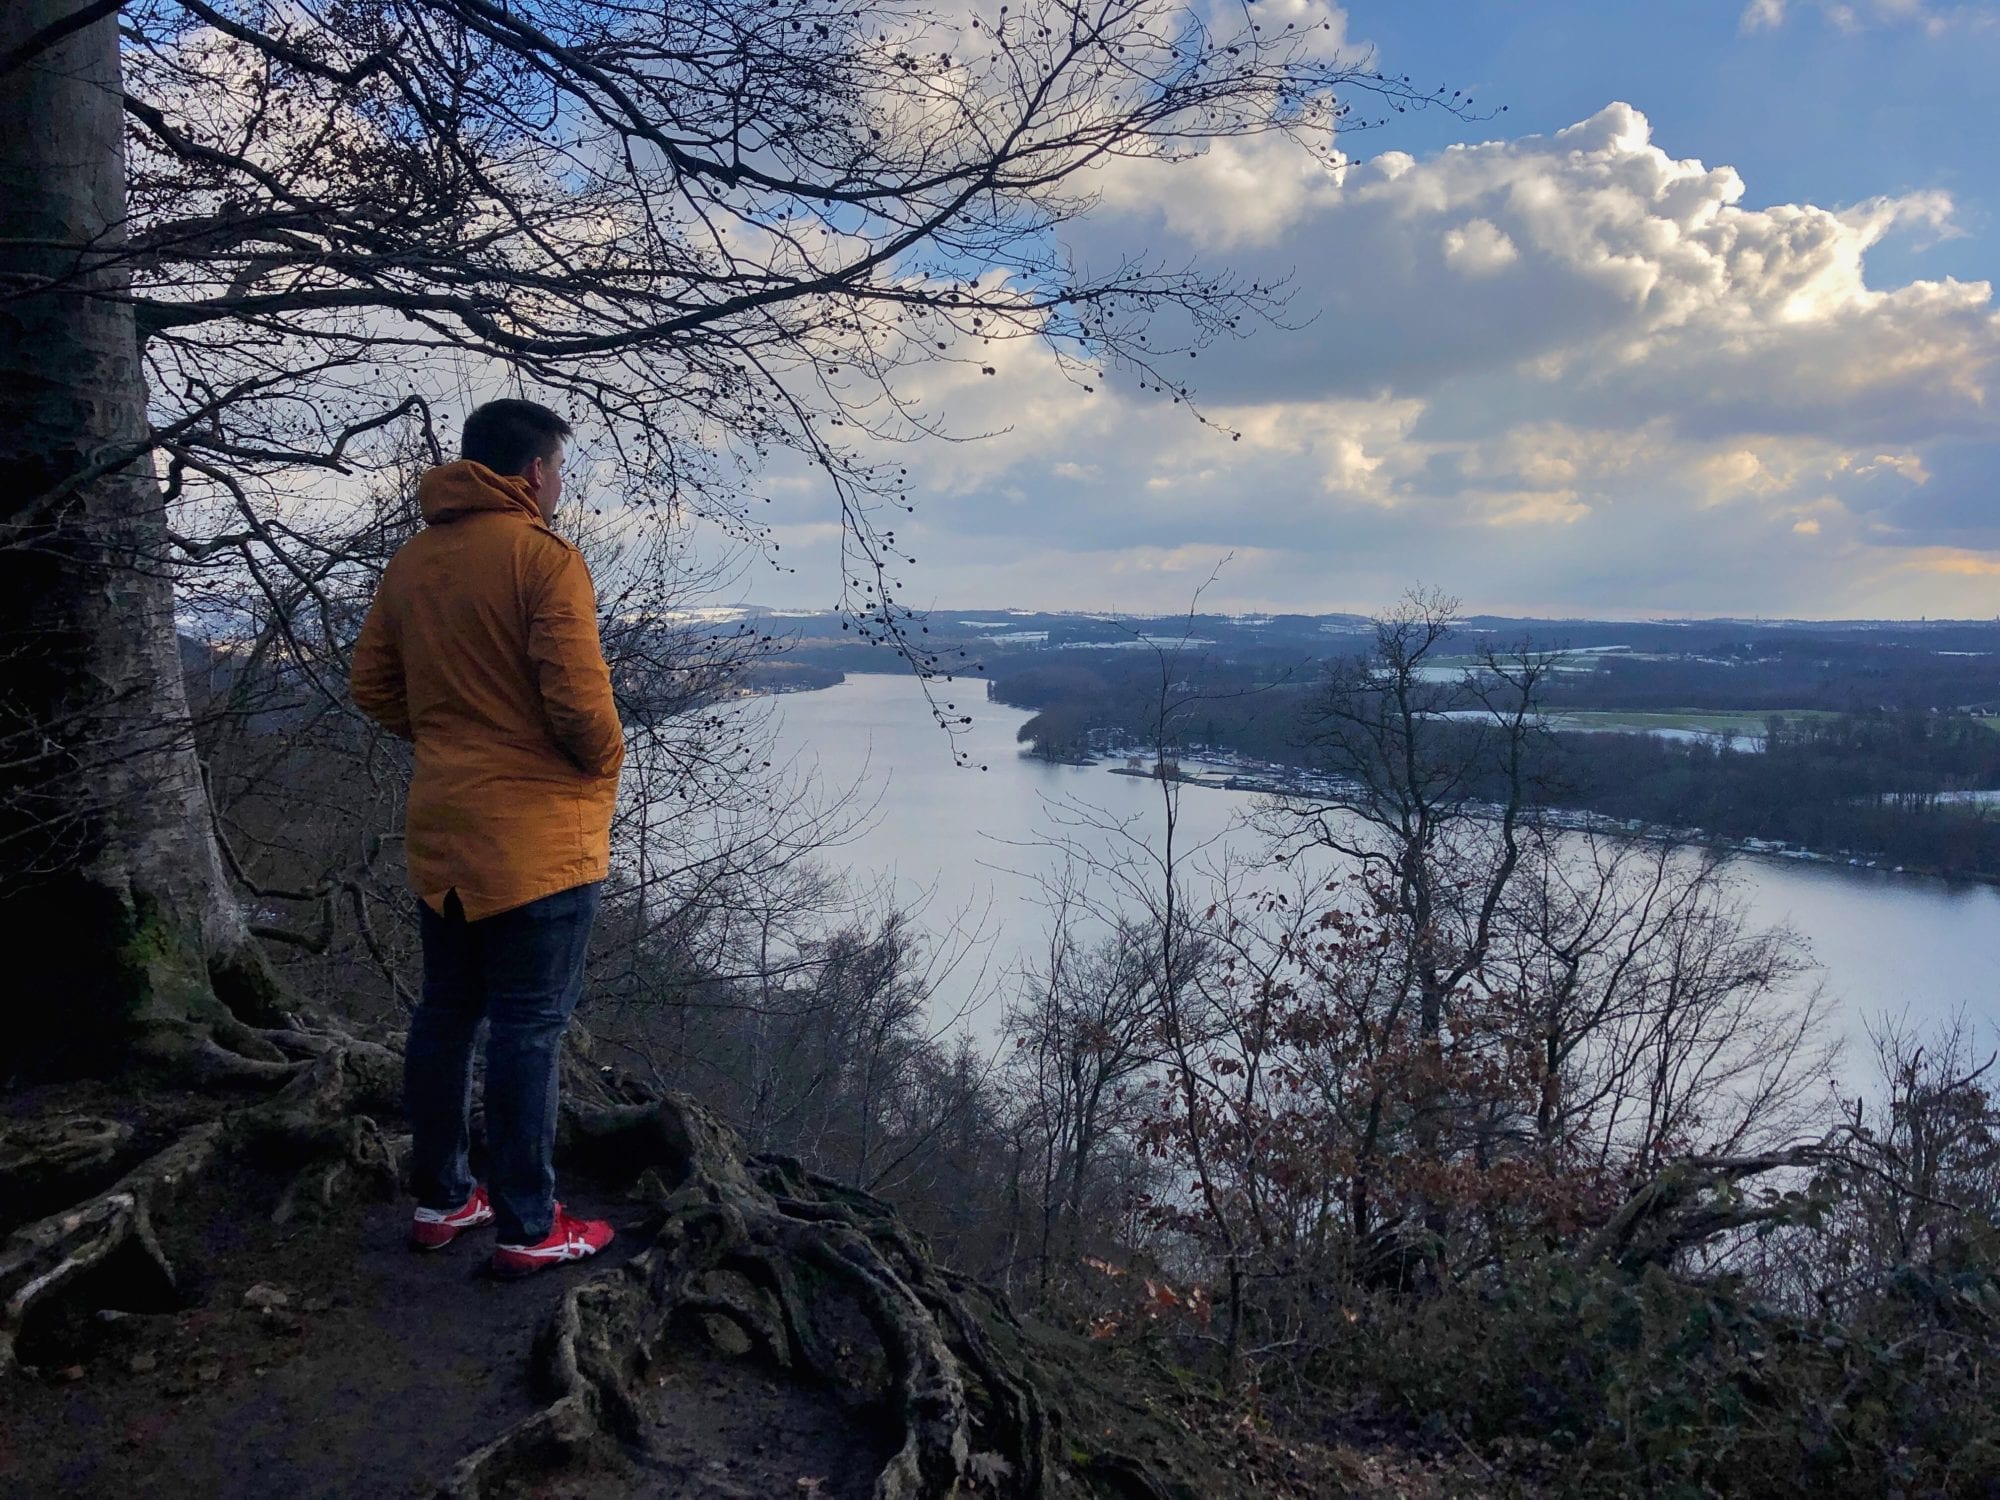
top-left (491, 1205), bottom-right (614, 1278)
top-left (410, 1185), bottom-right (494, 1250)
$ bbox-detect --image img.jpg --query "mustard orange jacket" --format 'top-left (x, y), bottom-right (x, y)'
top-left (350, 460), bottom-right (624, 919)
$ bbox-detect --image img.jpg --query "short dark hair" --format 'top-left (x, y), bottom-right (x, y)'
top-left (460, 399), bottom-right (572, 476)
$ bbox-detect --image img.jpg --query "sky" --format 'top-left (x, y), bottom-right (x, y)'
top-left (747, 0), bottom-right (2000, 621)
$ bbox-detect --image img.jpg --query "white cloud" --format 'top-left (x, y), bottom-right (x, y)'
top-left (1741, 0), bottom-right (1998, 32)
top-left (1442, 219), bottom-right (1520, 276)
top-left (1088, 132), bottom-right (1341, 251)
top-left (837, 103), bottom-right (2000, 618)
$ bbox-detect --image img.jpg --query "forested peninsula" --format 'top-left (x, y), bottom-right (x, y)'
top-left (951, 610), bottom-right (2000, 880)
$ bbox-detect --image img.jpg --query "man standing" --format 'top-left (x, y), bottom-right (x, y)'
top-left (351, 399), bottom-right (622, 1276)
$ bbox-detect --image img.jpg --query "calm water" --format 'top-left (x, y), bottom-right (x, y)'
top-left (763, 674), bottom-right (2000, 1085)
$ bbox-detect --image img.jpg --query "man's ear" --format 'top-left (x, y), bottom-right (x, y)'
top-left (522, 454), bottom-right (551, 513)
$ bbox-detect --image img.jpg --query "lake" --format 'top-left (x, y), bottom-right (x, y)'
top-left (761, 673), bottom-right (2000, 1087)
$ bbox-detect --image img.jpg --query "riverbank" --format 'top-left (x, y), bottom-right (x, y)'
top-left (1102, 753), bottom-right (2000, 887)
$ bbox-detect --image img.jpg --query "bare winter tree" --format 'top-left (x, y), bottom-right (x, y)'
top-left (0, 0), bottom-right (1467, 1077)
top-left (1480, 835), bottom-right (1827, 1181)
top-left (1004, 602), bottom-right (1275, 1355)
top-left (1096, 595), bottom-right (1836, 1302)
top-left (1794, 1013), bottom-right (2000, 1313)
top-left (1261, 590), bottom-right (1554, 1046)
top-left (1002, 882), bottom-right (1168, 1297)
top-left (1242, 589), bottom-right (1559, 1256)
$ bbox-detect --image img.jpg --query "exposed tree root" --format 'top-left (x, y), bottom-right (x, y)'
top-left (0, 1024), bottom-right (404, 1370)
top-left (121, 1000), bottom-right (378, 1091)
top-left (226, 1033), bottom-right (405, 1228)
top-left (0, 1114), bottom-right (135, 1228)
top-left (185, 1033), bottom-right (305, 1087)
top-left (7, 1037), bottom-right (1230, 1499)
top-left (449, 1091), bottom-right (1199, 1500)
top-left (0, 1120), bottom-right (221, 1374)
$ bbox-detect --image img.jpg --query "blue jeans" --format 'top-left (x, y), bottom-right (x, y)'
top-left (406, 882), bottom-right (601, 1244)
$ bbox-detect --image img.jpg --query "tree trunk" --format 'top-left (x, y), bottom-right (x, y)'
top-left (0, 1), bottom-right (278, 1079)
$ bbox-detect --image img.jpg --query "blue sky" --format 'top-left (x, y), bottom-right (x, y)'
top-left (1364, 2), bottom-right (1994, 289)
top-left (751, 0), bottom-right (2000, 620)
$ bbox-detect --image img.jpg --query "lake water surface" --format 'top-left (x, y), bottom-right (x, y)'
top-left (764, 674), bottom-right (1999, 1086)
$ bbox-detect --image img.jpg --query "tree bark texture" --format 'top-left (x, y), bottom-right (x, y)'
top-left (0, 1), bottom-right (275, 1078)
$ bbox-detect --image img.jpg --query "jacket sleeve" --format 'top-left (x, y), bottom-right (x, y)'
top-left (349, 587), bottom-right (413, 740)
top-left (528, 545), bottom-right (625, 779)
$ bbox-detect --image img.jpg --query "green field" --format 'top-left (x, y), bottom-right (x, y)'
top-left (1546, 710), bottom-right (1836, 737)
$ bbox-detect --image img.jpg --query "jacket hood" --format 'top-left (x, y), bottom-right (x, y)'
top-left (418, 460), bottom-right (544, 525)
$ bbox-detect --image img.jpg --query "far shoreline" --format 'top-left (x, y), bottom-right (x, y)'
top-left (744, 673), bottom-right (2000, 891)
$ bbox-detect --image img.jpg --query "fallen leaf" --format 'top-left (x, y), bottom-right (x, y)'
top-left (967, 1451), bottom-right (1015, 1484)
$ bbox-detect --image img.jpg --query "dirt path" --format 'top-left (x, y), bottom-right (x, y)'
top-left (0, 1167), bottom-right (885, 1498)
top-left (0, 1110), bottom-right (1439, 1499)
